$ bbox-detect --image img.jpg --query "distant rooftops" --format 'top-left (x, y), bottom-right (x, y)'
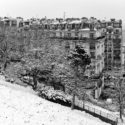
top-left (0, 16), bottom-right (122, 27)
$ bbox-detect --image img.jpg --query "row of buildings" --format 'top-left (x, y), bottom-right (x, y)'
top-left (46, 18), bottom-right (123, 76)
top-left (0, 17), bottom-right (123, 76)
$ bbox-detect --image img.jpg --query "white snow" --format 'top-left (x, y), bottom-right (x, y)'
top-left (0, 76), bottom-right (110, 125)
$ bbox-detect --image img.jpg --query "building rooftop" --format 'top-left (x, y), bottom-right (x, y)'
top-left (69, 20), bottom-right (81, 24)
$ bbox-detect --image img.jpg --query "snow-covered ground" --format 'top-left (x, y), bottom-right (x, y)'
top-left (0, 76), bottom-right (110, 125)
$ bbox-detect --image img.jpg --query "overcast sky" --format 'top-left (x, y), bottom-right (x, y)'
top-left (0, 0), bottom-right (125, 21)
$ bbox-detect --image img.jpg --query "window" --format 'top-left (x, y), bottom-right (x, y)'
top-left (90, 71), bottom-right (95, 75)
top-left (72, 24), bottom-right (75, 29)
top-left (90, 43), bottom-right (95, 50)
top-left (108, 42), bottom-right (112, 46)
top-left (65, 42), bottom-right (70, 49)
top-left (75, 32), bottom-right (78, 37)
top-left (108, 47), bottom-right (112, 52)
top-left (97, 63), bottom-right (100, 68)
top-left (107, 22), bottom-right (112, 26)
top-left (97, 55), bottom-right (102, 60)
top-left (45, 25), bottom-right (48, 29)
top-left (101, 23), bottom-right (106, 28)
top-left (113, 23), bottom-right (120, 28)
top-left (19, 22), bottom-right (23, 27)
top-left (90, 52), bottom-right (95, 58)
top-left (53, 32), bottom-right (56, 37)
top-left (61, 24), bottom-right (66, 30)
top-left (115, 29), bottom-right (119, 34)
top-left (102, 53), bottom-right (104, 56)
top-left (60, 32), bottom-right (62, 37)
top-left (90, 33), bottom-right (94, 38)
top-left (108, 54), bottom-right (112, 58)
top-left (109, 35), bottom-right (112, 40)
top-left (67, 33), bottom-right (71, 37)
top-left (67, 24), bottom-right (72, 30)
top-left (58, 25), bottom-right (61, 30)
top-left (97, 45), bottom-right (100, 49)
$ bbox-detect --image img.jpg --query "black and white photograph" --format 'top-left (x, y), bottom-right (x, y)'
top-left (0, 0), bottom-right (124, 125)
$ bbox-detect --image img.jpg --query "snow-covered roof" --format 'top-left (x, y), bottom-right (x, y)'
top-left (32, 20), bottom-right (40, 25)
top-left (51, 21), bottom-right (60, 25)
top-left (102, 20), bottom-right (106, 23)
top-left (3, 17), bottom-right (16, 21)
top-left (61, 21), bottom-right (67, 24)
top-left (79, 28), bottom-right (98, 31)
top-left (79, 28), bottom-right (90, 31)
top-left (107, 26), bottom-right (113, 29)
top-left (69, 20), bottom-right (81, 24)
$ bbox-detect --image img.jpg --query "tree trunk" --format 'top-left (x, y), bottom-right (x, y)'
top-left (120, 105), bottom-right (123, 121)
top-left (119, 78), bottom-right (123, 122)
top-left (33, 75), bottom-right (37, 90)
top-left (3, 55), bottom-right (8, 71)
top-left (3, 60), bottom-right (7, 71)
top-left (71, 66), bottom-right (78, 110)
top-left (71, 92), bottom-right (75, 110)
top-left (119, 94), bottom-right (123, 121)
top-left (2, 51), bottom-right (8, 71)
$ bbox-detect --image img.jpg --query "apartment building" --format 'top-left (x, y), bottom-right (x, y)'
top-left (101, 19), bottom-right (123, 70)
top-left (58, 38), bottom-right (105, 75)
top-left (47, 18), bottom-right (105, 75)
top-left (89, 38), bottom-right (105, 75)
top-left (48, 19), bottom-right (104, 39)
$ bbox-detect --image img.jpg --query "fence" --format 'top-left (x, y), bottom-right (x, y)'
top-left (74, 96), bottom-right (118, 124)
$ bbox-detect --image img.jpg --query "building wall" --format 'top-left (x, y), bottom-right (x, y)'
top-left (103, 20), bottom-right (122, 70)
top-left (89, 38), bottom-right (105, 75)
top-left (79, 30), bottom-right (90, 38)
top-left (121, 28), bottom-right (125, 72)
top-left (59, 39), bottom-right (104, 75)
